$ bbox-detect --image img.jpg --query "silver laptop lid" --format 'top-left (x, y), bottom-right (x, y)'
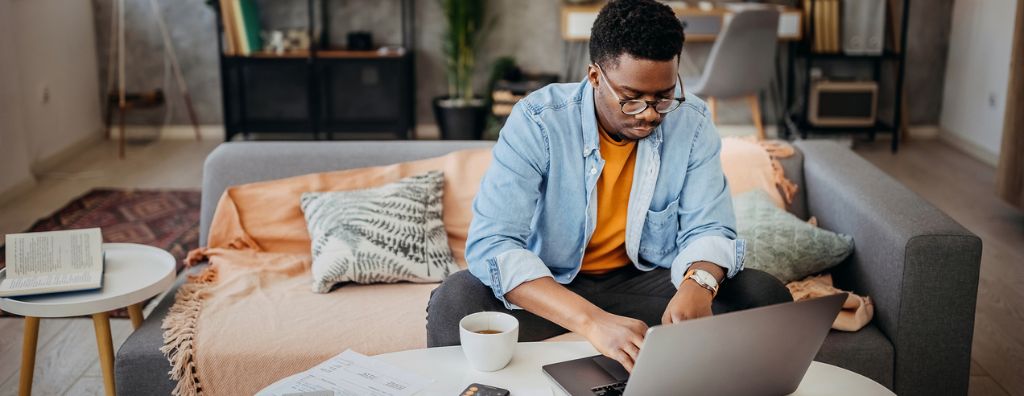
top-left (625, 293), bottom-right (846, 396)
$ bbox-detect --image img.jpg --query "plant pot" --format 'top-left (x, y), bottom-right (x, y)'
top-left (433, 96), bottom-right (489, 140)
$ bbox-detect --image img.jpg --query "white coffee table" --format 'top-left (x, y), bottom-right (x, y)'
top-left (0, 243), bottom-right (176, 396)
top-left (375, 342), bottom-right (895, 396)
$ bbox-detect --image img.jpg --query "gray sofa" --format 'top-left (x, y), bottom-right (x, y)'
top-left (115, 140), bottom-right (981, 396)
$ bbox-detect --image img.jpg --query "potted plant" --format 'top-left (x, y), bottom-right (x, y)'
top-left (433, 0), bottom-right (492, 140)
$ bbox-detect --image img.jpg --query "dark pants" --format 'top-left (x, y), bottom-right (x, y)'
top-left (425, 266), bottom-right (793, 347)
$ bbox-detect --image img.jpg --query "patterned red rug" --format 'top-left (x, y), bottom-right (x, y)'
top-left (1, 188), bottom-right (200, 318)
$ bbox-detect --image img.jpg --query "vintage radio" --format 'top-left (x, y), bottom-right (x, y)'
top-left (808, 81), bottom-right (878, 127)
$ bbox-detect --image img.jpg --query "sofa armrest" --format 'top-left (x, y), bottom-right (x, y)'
top-left (115, 264), bottom-right (208, 396)
top-left (794, 141), bottom-right (982, 396)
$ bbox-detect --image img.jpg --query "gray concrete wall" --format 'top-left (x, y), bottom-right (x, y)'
top-left (93, 0), bottom-right (953, 129)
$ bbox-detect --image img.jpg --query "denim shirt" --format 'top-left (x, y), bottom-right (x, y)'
top-left (465, 79), bottom-right (746, 309)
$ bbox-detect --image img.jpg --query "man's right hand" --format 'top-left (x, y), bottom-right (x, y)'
top-left (582, 311), bottom-right (648, 372)
top-left (504, 277), bottom-right (647, 372)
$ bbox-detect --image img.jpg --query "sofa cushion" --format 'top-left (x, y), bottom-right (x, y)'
top-left (815, 324), bottom-right (895, 390)
top-left (197, 269), bottom-right (436, 395)
top-left (734, 189), bottom-right (854, 283)
top-left (118, 266), bottom-right (437, 396)
top-left (300, 171), bottom-right (458, 291)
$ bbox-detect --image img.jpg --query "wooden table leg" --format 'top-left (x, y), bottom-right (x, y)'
top-left (708, 97), bottom-right (719, 124)
top-left (748, 94), bottom-right (766, 141)
top-left (127, 303), bottom-right (144, 330)
top-left (92, 312), bottom-right (117, 396)
top-left (19, 316), bottom-right (40, 396)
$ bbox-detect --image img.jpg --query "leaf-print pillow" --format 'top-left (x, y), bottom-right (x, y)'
top-left (300, 171), bottom-right (458, 292)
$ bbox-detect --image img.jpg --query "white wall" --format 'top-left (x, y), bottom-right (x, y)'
top-left (14, 0), bottom-right (104, 165)
top-left (0, 0), bottom-right (103, 200)
top-left (0, 0), bottom-right (35, 197)
top-left (940, 0), bottom-right (1019, 163)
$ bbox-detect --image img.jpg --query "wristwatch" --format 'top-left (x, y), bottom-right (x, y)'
top-left (684, 268), bottom-right (720, 298)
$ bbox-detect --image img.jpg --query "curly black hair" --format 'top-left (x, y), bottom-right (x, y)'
top-left (589, 0), bottom-right (685, 68)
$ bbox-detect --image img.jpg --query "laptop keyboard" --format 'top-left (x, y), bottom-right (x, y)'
top-left (591, 382), bottom-right (627, 396)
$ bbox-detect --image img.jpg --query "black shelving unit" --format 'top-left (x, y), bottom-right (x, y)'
top-left (785, 0), bottom-right (910, 153)
top-left (213, 0), bottom-right (416, 141)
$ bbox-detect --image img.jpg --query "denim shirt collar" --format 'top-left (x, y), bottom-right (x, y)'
top-left (580, 79), bottom-right (663, 158)
top-left (581, 79), bottom-right (600, 158)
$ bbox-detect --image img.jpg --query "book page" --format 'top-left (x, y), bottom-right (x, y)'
top-left (257, 349), bottom-right (432, 396)
top-left (0, 271), bottom-right (99, 292)
top-left (5, 228), bottom-right (103, 278)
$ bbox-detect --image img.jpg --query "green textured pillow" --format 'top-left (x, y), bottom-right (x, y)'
top-left (734, 189), bottom-right (854, 283)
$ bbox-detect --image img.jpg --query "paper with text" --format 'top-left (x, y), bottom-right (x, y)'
top-left (256, 349), bottom-right (433, 396)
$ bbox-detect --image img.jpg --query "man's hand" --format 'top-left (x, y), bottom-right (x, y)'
top-left (581, 311), bottom-right (648, 372)
top-left (661, 281), bottom-right (714, 324)
top-left (505, 277), bottom-right (647, 372)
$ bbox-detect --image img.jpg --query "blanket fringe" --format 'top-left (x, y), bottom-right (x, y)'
top-left (161, 265), bottom-right (219, 396)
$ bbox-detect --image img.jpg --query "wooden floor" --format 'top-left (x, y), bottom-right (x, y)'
top-left (0, 137), bottom-right (219, 396)
top-left (0, 136), bottom-right (1019, 395)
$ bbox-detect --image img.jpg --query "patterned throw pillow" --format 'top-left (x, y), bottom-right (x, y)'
top-left (734, 189), bottom-right (854, 283)
top-left (300, 171), bottom-right (458, 293)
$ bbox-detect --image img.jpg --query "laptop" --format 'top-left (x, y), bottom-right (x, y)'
top-left (542, 293), bottom-right (847, 396)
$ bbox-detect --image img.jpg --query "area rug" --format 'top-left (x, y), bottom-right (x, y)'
top-left (1, 188), bottom-right (200, 318)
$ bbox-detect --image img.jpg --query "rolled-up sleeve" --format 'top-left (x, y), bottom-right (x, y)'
top-left (465, 103), bottom-right (553, 309)
top-left (670, 118), bottom-right (746, 288)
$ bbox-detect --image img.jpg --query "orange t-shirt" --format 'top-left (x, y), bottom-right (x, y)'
top-left (581, 128), bottom-right (638, 275)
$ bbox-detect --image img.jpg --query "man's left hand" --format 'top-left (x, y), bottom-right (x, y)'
top-left (661, 279), bottom-right (714, 324)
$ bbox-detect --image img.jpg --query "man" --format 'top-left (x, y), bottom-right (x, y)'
top-left (426, 0), bottom-right (792, 372)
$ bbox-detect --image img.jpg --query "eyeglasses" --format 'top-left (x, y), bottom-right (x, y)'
top-left (595, 63), bottom-right (685, 115)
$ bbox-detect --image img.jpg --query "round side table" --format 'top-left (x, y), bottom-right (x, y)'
top-left (374, 342), bottom-right (895, 395)
top-left (0, 243), bottom-right (176, 396)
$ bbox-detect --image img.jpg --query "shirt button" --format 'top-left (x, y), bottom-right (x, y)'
top-left (590, 167), bottom-right (597, 175)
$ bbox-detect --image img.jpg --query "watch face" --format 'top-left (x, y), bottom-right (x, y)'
top-left (697, 271), bottom-right (718, 288)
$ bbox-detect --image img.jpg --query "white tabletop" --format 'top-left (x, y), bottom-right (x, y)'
top-left (375, 342), bottom-right (895, 396)
top-left (0, 243), bottom-right (176, 317)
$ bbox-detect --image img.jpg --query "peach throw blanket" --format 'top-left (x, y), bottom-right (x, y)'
top-left (787, 274), bottom-right (875, 332)
top-left (160, 140), bottom-right (816, 395)
top-left (162, 149), bottom-right (492, 395)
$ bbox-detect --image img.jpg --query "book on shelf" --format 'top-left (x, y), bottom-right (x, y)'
top-left (808, 0), bottom-right (842, 53)
top-left (232, 0), bottom-right (250, 54)
top-left (813, 0), bottom-right (824, 52)
top-left (219, 0), bottom-right (238, 55)
top-left (0, 228), bottom-right (105, 298)
top-left (239, 0), bottom-right (263, 55)
top-left (830, 0), bottom-right (842, 52)
top-left (220, 0), bottom-right (262, 56)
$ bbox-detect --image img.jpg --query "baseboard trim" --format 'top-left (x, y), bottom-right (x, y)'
top-left (415, 124), bottom-right (439, 140)
top-left (0, 177), bottom-right (37, 207)
top-left (123, 124), bottom-right (452, 141)
top-left (114, 125), bottom-right (224, 141)
top-left (908, 125), bottom-right (940, 139)
top-left (414, 123), bottom-right (784, 140)
top-left (716, 124), bottom-right (780, 139)
top-left (938, 129), bottom-right (1000, 167)
top-left (31, 131), bottom-right (106, 175)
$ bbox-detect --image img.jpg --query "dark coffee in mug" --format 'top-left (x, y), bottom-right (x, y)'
top-left (475, 329), bottom-right (502, 335)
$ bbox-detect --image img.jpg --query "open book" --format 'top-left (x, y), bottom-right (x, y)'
top-left (0, 228), bottom-right (104, 297)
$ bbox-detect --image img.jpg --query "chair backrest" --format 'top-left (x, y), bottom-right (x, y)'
top-left (691, 7), bottom-right (781, 99)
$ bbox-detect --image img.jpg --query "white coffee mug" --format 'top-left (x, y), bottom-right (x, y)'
top-left (459, 311), bottom-right (519, 372)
